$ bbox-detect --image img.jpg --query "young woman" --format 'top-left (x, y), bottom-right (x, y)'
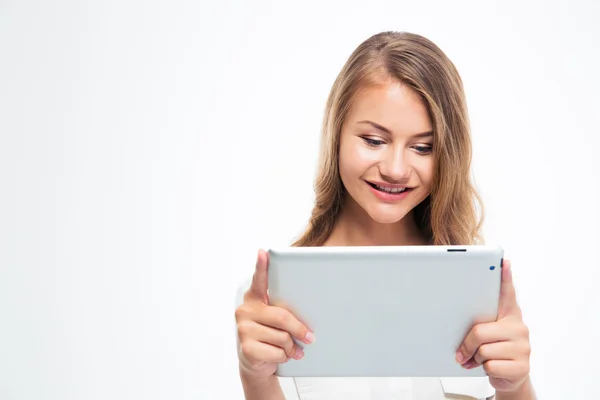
top-left (234, 31), bottom-right (535, 400)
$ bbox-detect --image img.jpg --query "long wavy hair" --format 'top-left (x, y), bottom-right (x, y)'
top-left (292, 31), bottom-right (484, 247)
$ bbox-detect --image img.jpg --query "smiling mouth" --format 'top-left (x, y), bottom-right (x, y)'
top-left (366, 181), bottom-right (411, 194)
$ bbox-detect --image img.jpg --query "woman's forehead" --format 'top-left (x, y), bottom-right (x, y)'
top-left (344, 83), bottom-right (432, 135)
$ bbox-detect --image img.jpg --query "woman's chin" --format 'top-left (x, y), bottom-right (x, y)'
top-left (365, 206), bottom-right (410, 224)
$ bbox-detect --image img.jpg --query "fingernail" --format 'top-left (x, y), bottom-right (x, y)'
top-left (462, 360), bottom-right (476, 369)
top-left (305, 332), bottom-right (315, 344)
top-left (456, 351), bottom-right (464, 363)
top-left (293, 347), bottom-right (304, 360)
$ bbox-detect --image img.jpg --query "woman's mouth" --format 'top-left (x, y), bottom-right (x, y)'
top-left (366, 181), bottom-right (413, 201)
top-left (368, 182), bottom-right (407, 193)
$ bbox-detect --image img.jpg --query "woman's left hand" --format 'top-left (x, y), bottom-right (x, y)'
top-left (455, 259), bottom-right (532, 393)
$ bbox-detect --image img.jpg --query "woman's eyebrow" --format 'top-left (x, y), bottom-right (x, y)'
top-left (356, 120), bottom-right (433, 138)
top-left (357, 120), bottom-right (392, 134)
top-left (412, 131), bottom-right (434, 138)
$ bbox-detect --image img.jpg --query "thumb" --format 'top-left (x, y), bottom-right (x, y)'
top-left (498, 259), bottom-right (521, 319)
top-left (248, 249), bottom-right (269, 303)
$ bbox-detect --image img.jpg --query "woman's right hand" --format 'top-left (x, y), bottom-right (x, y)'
top-left (235, 249), bottom-right (315, 379)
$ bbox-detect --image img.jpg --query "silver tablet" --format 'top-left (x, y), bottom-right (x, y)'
top-left (267, 245), bottom-right (504, 378)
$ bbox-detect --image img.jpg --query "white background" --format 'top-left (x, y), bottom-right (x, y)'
top-left (1, 0), bottom-right (599, 399)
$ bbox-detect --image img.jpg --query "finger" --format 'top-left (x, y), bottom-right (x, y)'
top-left (483, 360), bottom-right (530, 381)
top-left (254, 305), bottom-right (315, 345)
top-left (456, 321), bottom-right (515, 364)
top-left (471, 341), bottom-right (517, 367)
top-left (498, 259), bottom-right (521, 319)
top-left (237, 320), bottom-right (299, 359)
top-left (239, 340), bottom-right (289, 366)
top-left (247, 249), bottom-right (269, 302)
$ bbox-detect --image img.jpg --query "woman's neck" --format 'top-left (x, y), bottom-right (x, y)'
top-left (323, 198), bottom-right (429, 247)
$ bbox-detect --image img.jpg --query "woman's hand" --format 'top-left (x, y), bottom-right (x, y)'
top-left (235, 249), bottom-right (315, 379)
top-left (456, 260), bottom-right (532, 394)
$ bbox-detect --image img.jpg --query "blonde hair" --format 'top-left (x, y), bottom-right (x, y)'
top-left (293, 31), bottom-right (484, 247)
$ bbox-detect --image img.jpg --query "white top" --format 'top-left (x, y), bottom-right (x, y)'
top-left (235, 278), bottom-right (496, 400)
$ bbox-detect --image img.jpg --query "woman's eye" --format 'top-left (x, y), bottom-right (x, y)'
top-left (362, 137), bottom-right (385, 147)
top-left (413, 145), bottom-right (433, 155)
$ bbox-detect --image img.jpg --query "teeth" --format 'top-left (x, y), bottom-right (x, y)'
top-left (375, 184), bottom-right (406, 193)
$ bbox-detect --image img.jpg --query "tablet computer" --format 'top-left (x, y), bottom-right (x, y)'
top-left (267, 245), bottom-right (503, 378)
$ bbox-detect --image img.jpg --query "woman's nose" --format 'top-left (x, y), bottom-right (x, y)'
top-left (379, 148), bottom-right (410, 182)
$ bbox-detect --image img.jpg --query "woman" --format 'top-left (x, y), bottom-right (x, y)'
top-left (234, 31), bottom-right (535, 399)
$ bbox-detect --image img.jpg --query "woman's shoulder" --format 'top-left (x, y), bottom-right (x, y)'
top-left (279, 376), bottom-right (495, 400)
top-left (234, 277), bottom-right (252, 308)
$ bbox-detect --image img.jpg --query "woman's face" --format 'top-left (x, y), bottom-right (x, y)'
top-left (338, 81), bottom-right (434, 224)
